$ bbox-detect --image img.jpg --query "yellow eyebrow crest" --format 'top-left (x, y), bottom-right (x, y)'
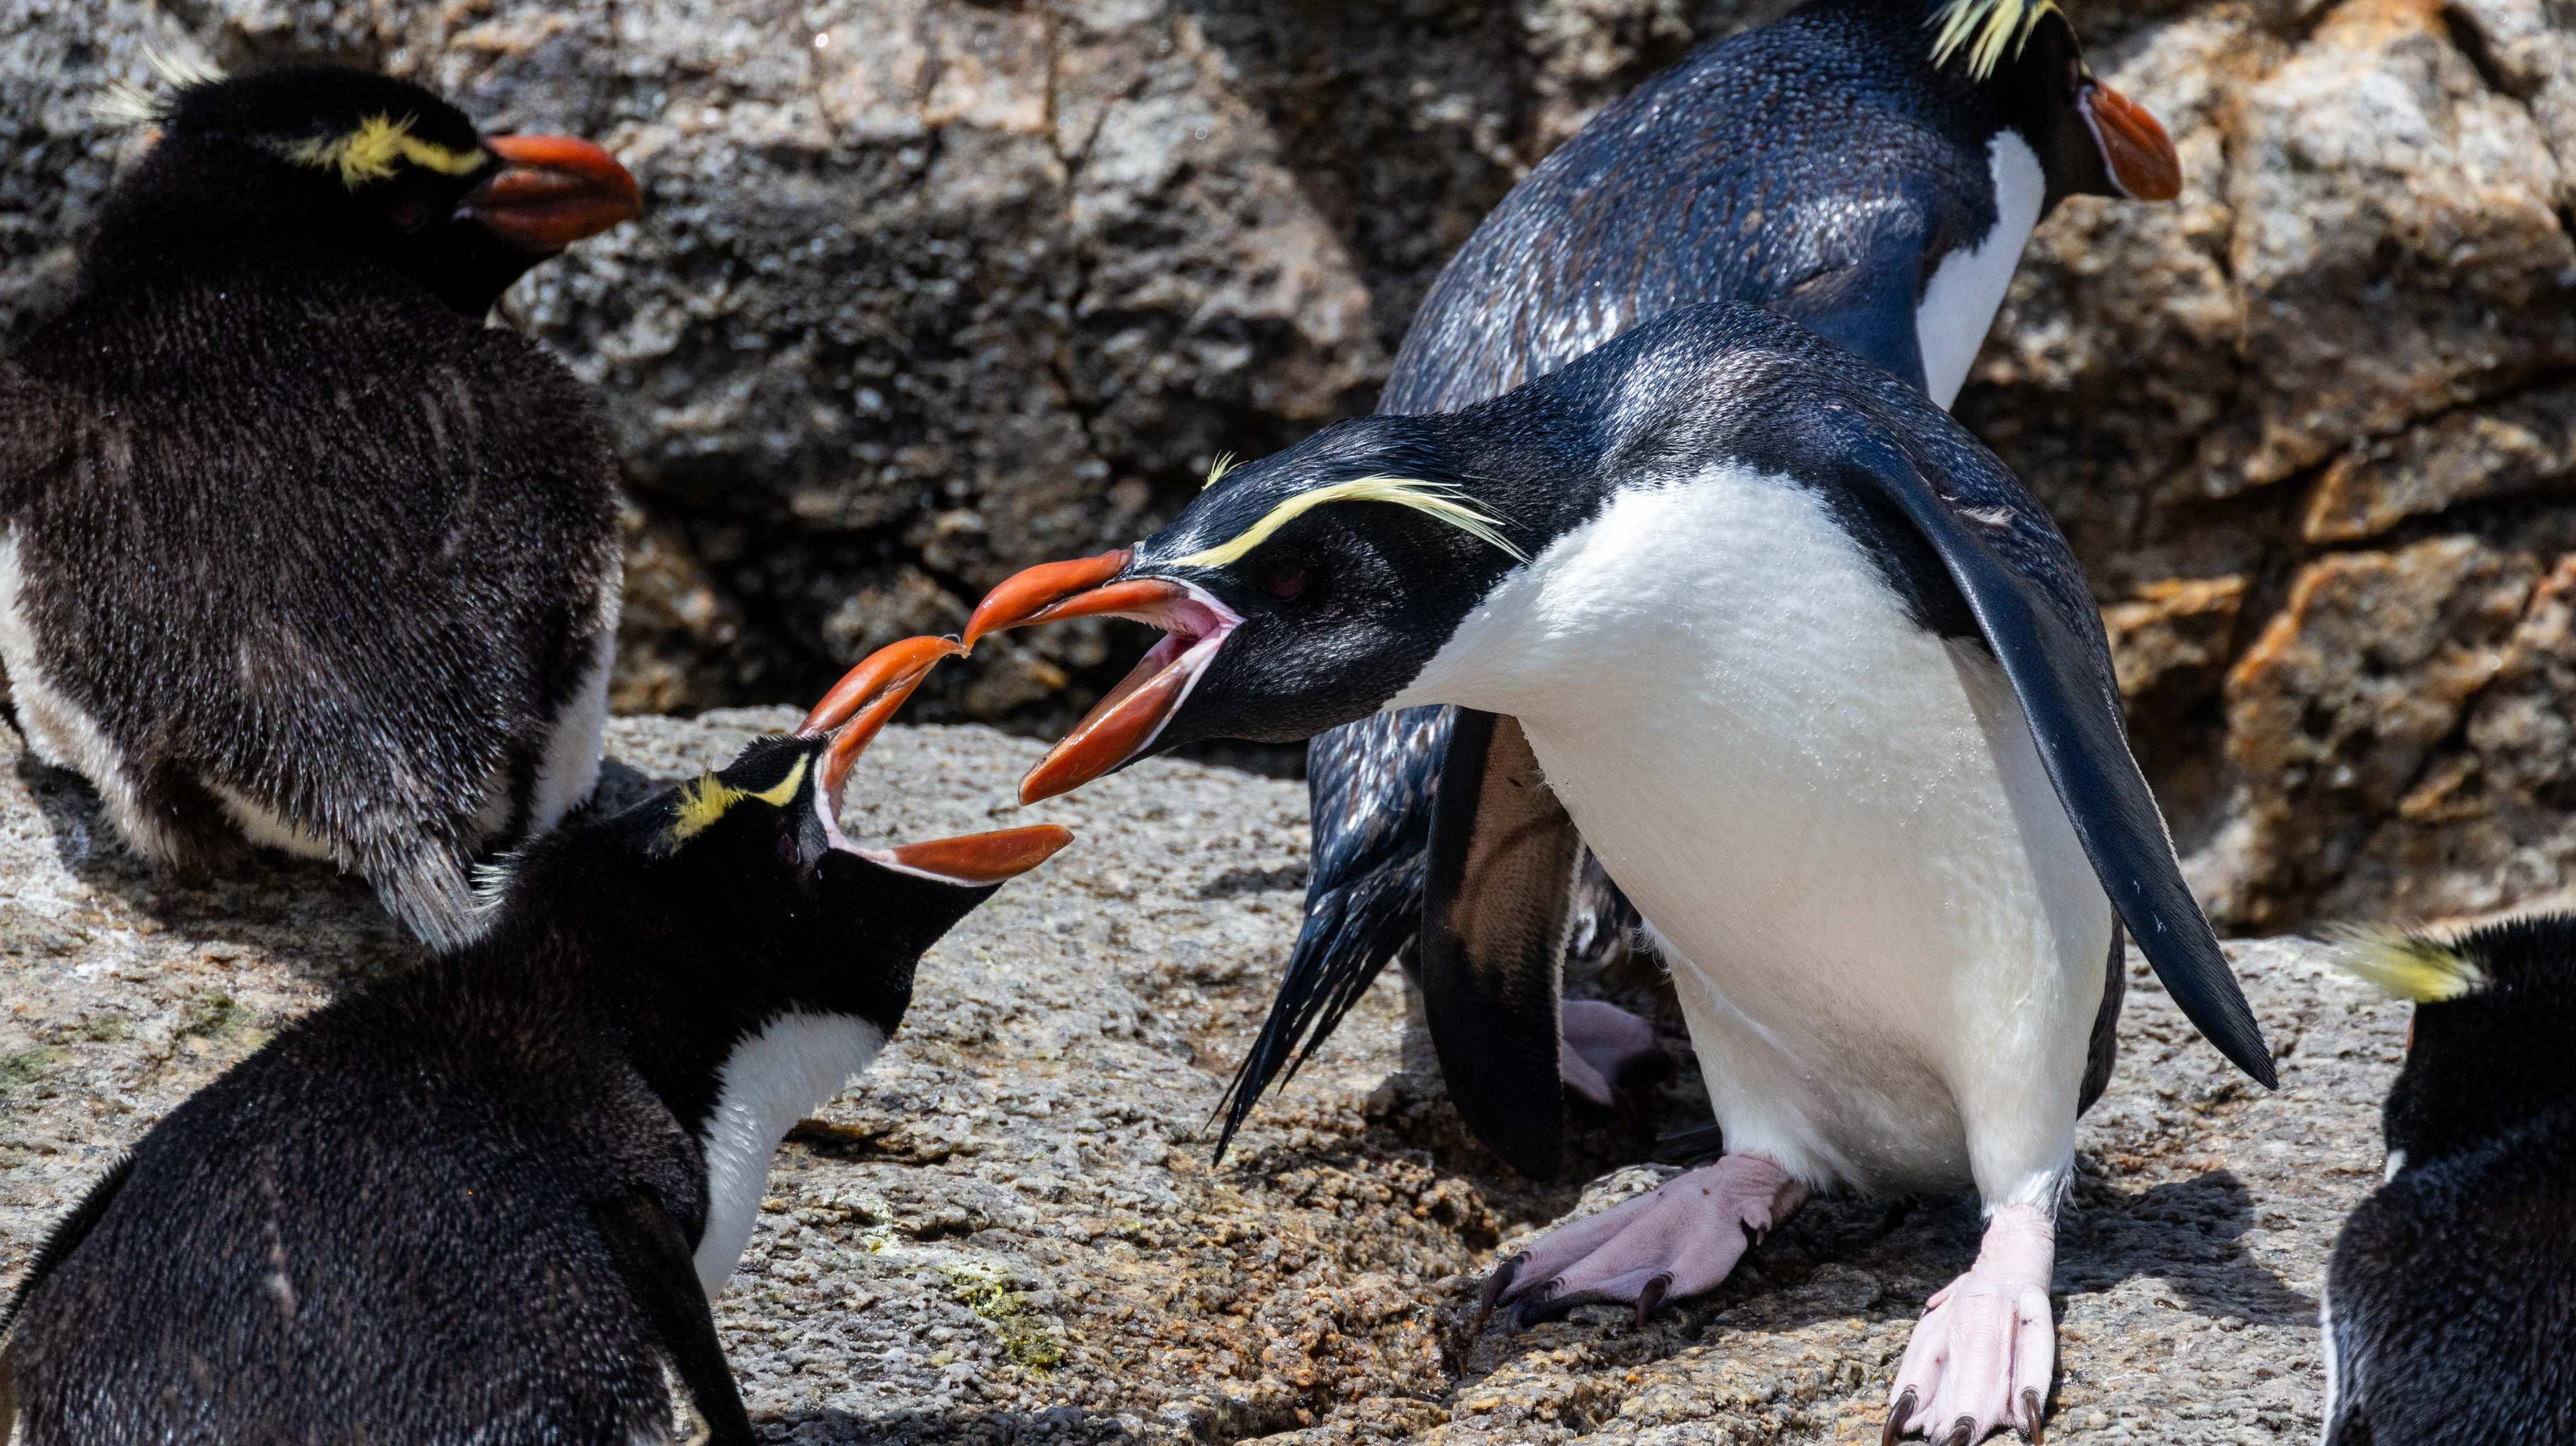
top-left (286, 113), bottom-right (487, 188)
top-left (2329, 928), bottom-right (2488, 1003)
top-left (1168, 476), bottom-right (1526, 570)
top-left (1926, 0), bottom-right (2064, 81)
top-left (661, 755), bottom-right (810, 852)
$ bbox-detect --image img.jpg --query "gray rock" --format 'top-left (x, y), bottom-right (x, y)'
top-left (3, 715), bottom-right (2404, 1443)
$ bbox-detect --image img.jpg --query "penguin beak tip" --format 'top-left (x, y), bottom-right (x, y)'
top-left (2082, 84), bottom-right (2183, 203)
top-left (464, 133), bottom-right (642, 252)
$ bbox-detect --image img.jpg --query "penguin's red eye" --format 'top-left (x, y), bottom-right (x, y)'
top-left (1260, 562), bottom-right (1308, 601)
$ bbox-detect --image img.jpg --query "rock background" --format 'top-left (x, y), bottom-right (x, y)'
top-left (2, 715), bottom-right (2404, 1443)
top-left (6, 0), bottom-right (2576, 932)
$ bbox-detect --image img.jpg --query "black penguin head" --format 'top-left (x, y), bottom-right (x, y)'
top-left (87, 64), bottom-right (640, 313)
top-left (2339, 918), bottom-right (2576, 1176)
top-left (1926, 0), bottom-right (2182, 204)
top-left (504, 637), bottom-right (1072, 1031)
top-left (958, 420), bottom-right (1531, 802)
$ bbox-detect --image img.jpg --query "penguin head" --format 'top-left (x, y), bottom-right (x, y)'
top-left (502, 636), bottom-right (1071, 1030)
top-left (88, 64), bottom-right (639, 313)
top-left (1926, 0), bottom-right (2182, 204)
top-left (958, 419), bottom-right (1531, 803)
top-left (2337, 917), bottom-right (2576, 1177)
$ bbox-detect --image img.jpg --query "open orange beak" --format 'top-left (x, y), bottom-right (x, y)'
top-left (798, 635), bottom-right (1074, 885)
top-left (463, 133), bottom-right (641, 252)
top-left (962, 552), bottom-right (1243, 805)
top-left (2080, 84), bottom-right (2181, 202)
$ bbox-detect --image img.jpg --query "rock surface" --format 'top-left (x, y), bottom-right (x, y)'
top-left (4, 715), bottom-right (2407, 1443)
top-left (6, 0), bottom-right (2576, 929)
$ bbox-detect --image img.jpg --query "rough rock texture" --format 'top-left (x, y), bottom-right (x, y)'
top-left (6, 0), bottom-right (2575, 929)
top-left (5, 715), bottom-right (2408, 1443)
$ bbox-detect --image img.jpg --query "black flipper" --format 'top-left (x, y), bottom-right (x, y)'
top-left (0, 1152), bottom-right (133, 1343)
top-left (1815, 414), bottom-right (2274, 1087)
top-left (1211, 706), bottom-right (1449, 1162)
top-left (589, 1191), bottom-right (753, 1446)
top-left (1418, 711), bottom-right (1585, 1179)
top-left (1768, 192), bottom-right (1936, 397)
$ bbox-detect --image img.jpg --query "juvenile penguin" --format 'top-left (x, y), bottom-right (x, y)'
top-left (0, 63), bottom-right (640, 948)
top-left (963, 303), bottom-right (2270, 1442)
top-left (0, 637), bottom-right (1072, 1445)
top-left (2320, 920), bottom-right (2576, 1446)
top-left (1276, 0), bottom-right (2185, 1177)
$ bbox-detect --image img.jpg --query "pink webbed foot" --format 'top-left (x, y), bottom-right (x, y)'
top-left (1558, 999), bottom-right (1668, 1108)
top-left (1480, 1152), bottom-right (1807, 1326)
top-left (1882, 1202), bottom-right (2058, 1444)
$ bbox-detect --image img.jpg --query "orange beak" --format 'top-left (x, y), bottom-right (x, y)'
top-left (2080, 84), bottom-right (2182, 202)
top-left (798, 635), bottom-right (1075, 886)
top-left (463, 134), bottom-right (641, 252)
top-left (961, 553), bottom-right (1242, 805)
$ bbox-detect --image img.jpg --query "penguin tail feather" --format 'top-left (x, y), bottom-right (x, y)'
top-left (371, 843), bottom-right (487, 954)
top-left (2326, 925), bottom-right (2487, 1003)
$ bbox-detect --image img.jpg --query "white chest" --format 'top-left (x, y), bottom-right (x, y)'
top-left (1916, 131), bottom-right (2046, 410)
top-left (1391, 469), bottom-right (2110, 1196)
top-left (691, 1012), bottom-right (885, 1297)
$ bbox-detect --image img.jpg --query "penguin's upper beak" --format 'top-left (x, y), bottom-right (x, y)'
top-left (461, 134), bottom-right (642, 253)
top-left (799, 636), bottom-right (1074, 884)
top-left (962, 550), bottom-right (1243, 804)
top-left (2079, 84), bottom-right (2181, 202)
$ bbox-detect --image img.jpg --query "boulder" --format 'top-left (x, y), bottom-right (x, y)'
top-left (1, 714), bottom-right (2407, 1442)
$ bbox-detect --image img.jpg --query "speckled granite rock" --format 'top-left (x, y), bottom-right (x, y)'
top-left (3, 714), bottom-right (2404, 1442)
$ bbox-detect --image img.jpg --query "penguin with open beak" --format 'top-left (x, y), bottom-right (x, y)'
top-left (0, 638), bottom-right (1070, 1445)
top-left (963, 303), bottom-right (2268, 1443)
top-left (0, 62), bottom-right (640, 949)
top-left (1277, 0), bottom-right (2186, 1180)
top-left (2319, 921), bottom-right (2576, 1446)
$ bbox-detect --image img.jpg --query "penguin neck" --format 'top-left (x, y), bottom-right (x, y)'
top-left (1916, 129), bottom-right (2047, 408)
top-left (691, 1009), bottom-right (887, 1296)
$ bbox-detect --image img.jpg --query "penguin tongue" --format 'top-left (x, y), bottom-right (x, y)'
top-left (2080, 84), bottom-right (2182, 201)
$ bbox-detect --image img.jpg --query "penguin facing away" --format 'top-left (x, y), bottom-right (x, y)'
top-left (1271, 0), bottom-right (2184, 1179)
top-left (0, 637), bottom-right (1072, 1445)
top-left (962, 303), bottom-right (2270, 1443)
top-left (0, 64), bottom-right (640, 949)
top-left (2320, 920), bottom-right (2576, 1446)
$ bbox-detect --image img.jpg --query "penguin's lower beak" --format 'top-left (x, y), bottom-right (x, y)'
top-left (2079, 84), bottom-right (2182, 202)
top-left (799, 636), bottom-right (1074, 884)
top-left (961, 551), bottom-right (1242, 804)
top-left (462, 135), bottom-right (642, 253)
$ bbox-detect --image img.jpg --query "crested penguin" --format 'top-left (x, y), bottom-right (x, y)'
top-left (0, 637), bottom-right (1072, 1445)
top-left (0, 63), bottom-right (640, 949)
top-left (960, 302), bottom-right (2270, 1443)
top-left (2319, 920), bottom-right (2576, 1446)
top-left (1275, 0), bottom-right (2185, 1180)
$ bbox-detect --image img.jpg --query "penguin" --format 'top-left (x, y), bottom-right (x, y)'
top-left (960, 301), bottom-right (2270, 1443)
top-left (1267, 0), bottom-right (2184, 1179)
top-left (0, 637), bottom-right (1072, 1445)
top-left (0, 63), bottom-right (640, 949)
top-left (2319, 920), bottom-right (2576, 1446)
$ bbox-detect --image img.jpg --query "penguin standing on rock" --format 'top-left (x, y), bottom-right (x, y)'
top-left (2321, 921), bottom-right (2576, 1446)
top-left (963, 303), bottom-right (2270, 1443)
top-left (0, 637), bottom-right (1073, 1445)
top-left (0, 63), bottom-right (640, 948)
top-left (1266, 0), bottom-right (2186, 1179)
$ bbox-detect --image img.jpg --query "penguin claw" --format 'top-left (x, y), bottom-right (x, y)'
top-left (1633, 1272), bottom-right (1670, 1325)
top-left (1474, 1254), bottom-right (1525, 1328)
top-left (2023, 1389), bottom-right (2045, 1444)
top-left (1882, 1388), bottom-right (1917, 1446)
top-left (1945, 1420), bottom-right (1974, 1446)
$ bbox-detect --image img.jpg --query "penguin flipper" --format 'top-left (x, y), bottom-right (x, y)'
top-left (1419, 710), bottom-right (1584, 1179)
top-left (1818, 416), bottom-right (2276, 1088)
top-left (588, 1191), bottom-right (754, 1446)
top-left (1211, 706), bottom-right (1447, 1162)
top-left (1767, 207), bottom-right (1934, 397)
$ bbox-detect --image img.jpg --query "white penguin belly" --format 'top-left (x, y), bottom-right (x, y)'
top-left (530, 624), bottom-right (615, 835)
top-left (1916, 131), bottom-right (2045, 410)
top-left (1394, 469), bottom-right (2111, 1203)
top-left (691, 1012), bottom-right (885, 1297)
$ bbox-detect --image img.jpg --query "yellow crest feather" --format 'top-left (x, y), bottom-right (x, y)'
top-left (1169, 476), bottom-right (1526, 570)
top-left (661, 756), bottom-right (809, 852)
top-left (1202, 452), bottom-right (1238, 490)
top-left (2328, 927), bottom-right (2487, 1003)
top-left (287, 113), bottom-right (487, 188)
top-left (1926, 0), bottom-right (2063, 81)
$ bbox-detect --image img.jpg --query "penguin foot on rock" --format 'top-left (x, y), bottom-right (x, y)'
top-left (1557, 999), bottom-right (1667, 1109)
top-left (1480, 1152), bottom-right (1807, 1326)
top-left (1882, 1202), bottom-right (2057, 1444)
